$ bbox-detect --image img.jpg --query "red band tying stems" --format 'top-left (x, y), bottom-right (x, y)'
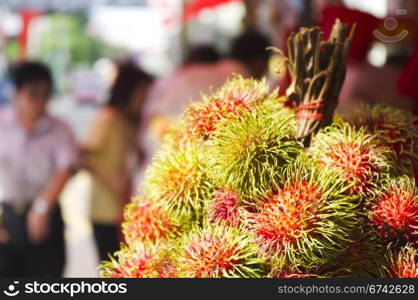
top-left (295, 99), bottom-right (325, 120)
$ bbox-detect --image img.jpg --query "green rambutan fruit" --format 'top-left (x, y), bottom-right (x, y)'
top-left (247, 158), bottom-right (358, 271)
top-left (207, 189), bottom-right (245, 226)
top-left (206, 108), bottom-right (301, 199)
top-left (100, 244), bottom-right (177, 278)
top-left (184, 75), bottom-right (279, 140)
top-left (174, 223), bottom-right (265, 278)
top-left (341, 103), bottom-right (418, 179)
top-left (309, 123), bottom-right (392, 198)
top-left (122, 196), bottom-right (180, 248)
top-left (385, 244), bottom-right (418, 278)
top-left (369, 176), bottom-right (418, 246)
top-left (270, 271), bottom-right (320, 278)
top-left (143, 142), bottom-right (214, 224)
top-left (267, 261), bottom-right (321, 278)
top-left (159, 119), bottom-right (190, 150)
top-left (321, 226), bottom-right (388, 277)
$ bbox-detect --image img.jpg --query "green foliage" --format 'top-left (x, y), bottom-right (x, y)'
top-left (39, 13), bottom-right (122, 66)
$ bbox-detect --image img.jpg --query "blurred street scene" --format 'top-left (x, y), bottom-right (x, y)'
top-left (0, 0), bottom-right (417, 277)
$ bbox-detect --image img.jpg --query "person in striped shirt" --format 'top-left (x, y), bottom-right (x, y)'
top-left (0, 62), bottom-right (79, 277)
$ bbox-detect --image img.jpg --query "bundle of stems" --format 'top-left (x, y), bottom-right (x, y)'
top-left (284, 19), bottom-right (355, 146)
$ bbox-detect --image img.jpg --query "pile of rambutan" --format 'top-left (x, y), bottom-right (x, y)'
top-left (100, 28), bottom-right (418, 278)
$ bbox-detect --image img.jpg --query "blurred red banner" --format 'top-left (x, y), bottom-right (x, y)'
top-left (184, 0), bottom-right (242, 21)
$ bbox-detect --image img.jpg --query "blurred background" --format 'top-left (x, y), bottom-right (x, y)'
top-left (0, 0), bottom-right (417, 277)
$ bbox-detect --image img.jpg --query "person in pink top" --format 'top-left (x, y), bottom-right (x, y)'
top-left (0, 62), bottom-right (79, 277)
top-left (145, 31), bottom-right (271, 124)
top-left (139, 32), bottom-right (271, 185)
top-left (145, 46), bottom-right (249, 119)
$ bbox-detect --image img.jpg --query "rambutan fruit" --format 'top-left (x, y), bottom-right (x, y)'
top-left (143, 142), bottom-right (214, 223)
top-left (122, 196), bottom-right (179, 248)
top-left (341, 103), bottom-right (418, 179)
top-left (206, 108), bottom-right (301, 199)
top-left (385, 244), bottom-right (418, 278)
top-left (100, 244), bottom-right (177, 278)
top-left (159, 119), bottom-right (190, 151)
top-left (185, 75), bottom-right (279, 140)
top-left (267, 261), bottom-right (320, 278)
top-left (247, 158), bottom-right (358, 271)
top-left (369, 176), bottom-right (418, 246)
top-left (321, 227), bottom-right (387, 277)
top-left (309, 123), bottom-right (392, 198)
top-left (174, 223), bottom-right (265, 278)
top-left (207, 189), bottom-right (244, 226)
top-left (269, 271), bottom-right (319, 278)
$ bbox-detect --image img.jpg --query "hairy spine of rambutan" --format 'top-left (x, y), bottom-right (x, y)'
top-left (207, 189), bottom-right (244, 226)
top-left (143, 142), bottom-right (213, 224)
top-left (385, 244), bottom-right (418, 278)
top-left (206, 108), bottom-right (301, 199)
top-left (369, 176), bottom-right (418, 246)
top-left (320, 226), bottom-right (388, 278)
top-left (100, 244), bottom-right (177, 278)
top-left (341, 103), bottom-right (418, 178)
top-left (267, 261), bottom-right (320, 278)
top-left (309, 123), bottom-right (392, 198)
top-left (174, 223), bottom-right (266, 278)
top-left (272, 272), bottom-right (319, 278)
top-left (185, 75), bottom-right (278, 140)
top-left (122, 197), bottom-right (179, 248)
top-left (247, 157), bottom-right (358, 271)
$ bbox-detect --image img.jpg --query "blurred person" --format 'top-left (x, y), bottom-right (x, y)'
top-left (230, 30), bottom-right (271, 79)
top-left (81, 63), bottom-right (153, 262)
top-left (184, 45), bottom-right (220, 64)
top-left (0, 62), bottom-right (79, 277)
top-left (145, 45), bottom-right (249, 120)
top-left (140, 45), bottom-right (250, 187)
top-left (141, 37), bottom-right (271, 186)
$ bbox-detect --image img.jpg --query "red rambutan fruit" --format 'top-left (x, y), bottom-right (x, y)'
top-left (185, 75), bottom-right (276, 140)
top-left (309, 123), bottom-right (392, 198)
top-left (342, 103), bottom-right (418, 179)
top-left (267, 264), bottom-right (319, 278)
top-left (174, 223), bottom-right (265, 278)
top-left (247, 158), bottom-right (358, 271)
top-left (253, 181), bottom-right (323, 254)
top-left (369, 177), bottom-right (418, 246)
top-left (386, 245), bottom-right (418, 278)
top-left (100, 244), bottom-right (177, 278)
top-left (207, 189), bottom-right (244, 226)
top-left (122, 197), bottom-right (179, 248)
